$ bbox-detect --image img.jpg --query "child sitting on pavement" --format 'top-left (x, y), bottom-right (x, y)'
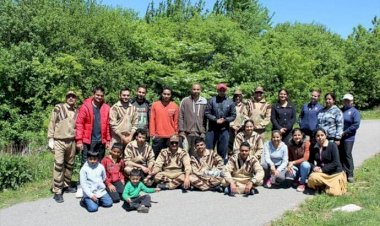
top-left (80, 151), bottom-right (113, 212)
top-left (122, 169), bottom-right (160, 213)
top-left (101, 143), bottom-right (126, 203)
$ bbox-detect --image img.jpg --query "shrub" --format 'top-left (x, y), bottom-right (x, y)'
top-left (0, 155), bottom-right (33, 190)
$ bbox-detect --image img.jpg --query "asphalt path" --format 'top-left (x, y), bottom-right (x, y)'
top-left (1, 120), bottom-right (379, 226)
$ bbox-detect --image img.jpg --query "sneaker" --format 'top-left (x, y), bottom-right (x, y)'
top-left (224, 187), bottom-right (235, 196)
top-left (75, 185), bottom-right (83, 198)
top-left (156, 183), bottom-right (169, 190)
top-left (53, 194), bottom-right (64, 203)
top-left (79, 198), bottom-right (86, 208)
top-left (63, 186), bottom-right (77, 193)
top-left (347, 177), bottom-right (355, 183)
top-left (211, 185), bottom-right (224, 193)
top-left (137, 205), bottom-right (150, 213)
top-left (296, 184), bottom-right (305, 192)
top-left (264, 178), bottom-right (272, 188)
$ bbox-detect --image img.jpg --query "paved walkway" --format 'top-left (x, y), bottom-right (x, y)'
top-left (1, 120), bottom-right (379, 226)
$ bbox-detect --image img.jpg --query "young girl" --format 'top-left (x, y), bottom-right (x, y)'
top-left (122, 169), bottom-right (160, 213)
top-left (308, 128), bottom-right (347, 196)
top-left (286, 129), bottom-right (311, 192)
top-left (101, 143), bottom-right (125, 203)
top-left (262, 130), bottom-right (289, 188)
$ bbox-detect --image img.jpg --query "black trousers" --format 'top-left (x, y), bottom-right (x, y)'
top-left (81, 141), bottom-right (105, 166)
top-left (106, 181), bottom-right (125, 203)
top-left (122, 195), bottom-right (151, 211)
top-left (152, 138), bottom-right (169, 159)
top-left (339, 140), bottom-right (355, 177)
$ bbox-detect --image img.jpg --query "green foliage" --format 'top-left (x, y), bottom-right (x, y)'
top-left (0, 155), bottom-right (33, 190)
top-left (0, 0), bottom-right (378, 151)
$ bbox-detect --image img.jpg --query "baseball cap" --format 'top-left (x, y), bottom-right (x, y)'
top-left (234, 89), bottom-right (243, 95)
top-left (216, 83), bottom-right (228, 91)
top-left (254, 86), bottom-right (265, 93)
top-left (169, 135), bottom-right (180, 143)
top-left (66, 91), bottom-right (77, 97)
top-left (343, 93), bottom-right (353, 101)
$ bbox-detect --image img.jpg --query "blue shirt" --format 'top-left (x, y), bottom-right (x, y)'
top-left (299, 102), bottom-right (323, 134)
top-left (341, 106), bottom-right (361, 141)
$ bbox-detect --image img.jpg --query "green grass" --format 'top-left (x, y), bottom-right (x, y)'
top-left (0, 151), bottom-right (81, 209)
top-left (272, 153), bottom-right (380, 226)
top-left (361, 107), bottom-right (380, 120)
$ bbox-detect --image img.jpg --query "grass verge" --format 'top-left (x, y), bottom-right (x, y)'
top-left (360, 107), bottom-right (380, 120)
top-left (0, 151), bottom-right (80, 209)
top-left (272, 153), bottom-right (380, 226)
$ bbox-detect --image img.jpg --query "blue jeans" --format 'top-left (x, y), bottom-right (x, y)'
top-left (206, 129), bottom-right (229, 163)
top-left (83, 193), bottom-right (113, 212)
top-left (290, 161), bottom-right (311, 184)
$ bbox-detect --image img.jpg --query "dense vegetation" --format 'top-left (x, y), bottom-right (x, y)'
top-left (0, 0), bottom-right (379, 151)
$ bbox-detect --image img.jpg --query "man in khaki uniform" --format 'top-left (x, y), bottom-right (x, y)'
top-left (124, 128), bottom-right (155, 185)
top-left (189, 137), bottom-right (224, 191)
top-left (110, 87), bottom-right (138, 147)
top-left (48, 91), bottom-right (78, 203)
top-left (246, 86), bottom-right (271, 136)
top-left (150, 135), bottom-right (191, 190)
top-left (229, 89), bottom-right (248, 154)
top-left (223, 141), bottom-right (264, 196)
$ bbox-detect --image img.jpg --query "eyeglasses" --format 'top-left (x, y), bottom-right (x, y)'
top-left (66, 95), bottom-right (77, 99)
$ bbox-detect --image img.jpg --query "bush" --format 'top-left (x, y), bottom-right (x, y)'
top-left (0, 155), bottom-right (33, 190)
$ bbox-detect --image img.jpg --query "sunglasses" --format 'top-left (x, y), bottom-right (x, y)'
top-left (66, 94), bottom-right (77, 99)
top-left (170, 142), bottom-right (179, 145)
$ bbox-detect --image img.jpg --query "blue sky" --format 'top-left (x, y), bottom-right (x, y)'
top-left (101, 0), bottom-right (380, 38)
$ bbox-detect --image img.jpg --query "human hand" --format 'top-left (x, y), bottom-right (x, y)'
top-left (91, 195), bottom-right (98, 202)
top-left (127, 199), bottom-right (132, 203)
top-left (48, 138), bottom-right (55, 150)
top-left (230, 183), bottom-right (237, 194)
top-left (244, 182), bottom-right (253, 194)
top-left (216, 118), bottom-right (225, 124)
top-left (335, 140), bottom-right (340, 146)
top-left (313, 167), bottom-right (322, 172)
top-left (108, 184), bottom-right (116, 192)
top-left (141, 166), bottom-right (150, 174)
top-left (155, 188), bottom-right (161, 192)
top-left (280, 128), bottom-right (287, 134)
top-left (76, 143), bottom-right (83, 151)
top-left (183, 176), bottom-right (190, 189)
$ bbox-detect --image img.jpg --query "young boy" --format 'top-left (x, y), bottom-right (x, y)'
top-left (80, 151), bottom-right (113, 212)
top-left (122, 169), bottom-right (160, 213)
top-left (101, 143), bottom-right (125, 203)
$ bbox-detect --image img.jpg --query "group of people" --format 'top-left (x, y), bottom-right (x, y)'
top-left (47, 83), bottom-right (360, 213)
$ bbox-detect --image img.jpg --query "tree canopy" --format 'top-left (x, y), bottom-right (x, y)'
top-left (0, 0), bottom-right (378, 151)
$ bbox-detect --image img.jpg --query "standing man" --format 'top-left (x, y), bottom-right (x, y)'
top-left (339, 93), bottom-right (361, 183)
top-left (179, 83), bottom-right (207, 156)
top-left (109, 87), bottom-right (138, 147)
top-left (48, 91), bottom-right (78, 203)
top-left (229, 89), bottom-right (248, 154)
top-left (205, 83), bottom-right (236, 163)
top-left (76, 86), bottom-right (111, 197)
top-left (149, 87), bottom-right (179, 157)
top-left (246, 86), bottom-right (271, 136)
top-left (131, 85), bottom-right (151, 137)
top-left (299, 89), bottom-right (323, 139)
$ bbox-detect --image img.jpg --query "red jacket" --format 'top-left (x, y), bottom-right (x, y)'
top-left (75, 97), bottom-right (111, 145)
top-left (101, 155), bottom-right (125, 186)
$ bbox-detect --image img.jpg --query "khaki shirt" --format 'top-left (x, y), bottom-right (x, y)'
top-left (47, 103), bottom-right (77, 140)
top-left (233, 131), bottom-right (264, 160)
top-left (230, 102), bottom-right (248, 129)
top-left (110, 101), bottom-right (138, 143)
top-left (224, 154), bottom-right (264, 185)
top-left (190, 149), bottom-right (224, 176)
top-left (153, 148), bottom-right (191, 175)
top-left (124, 140), bottom-right (155, 169)
top-left (246, 99), bottom-right (271, 130)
